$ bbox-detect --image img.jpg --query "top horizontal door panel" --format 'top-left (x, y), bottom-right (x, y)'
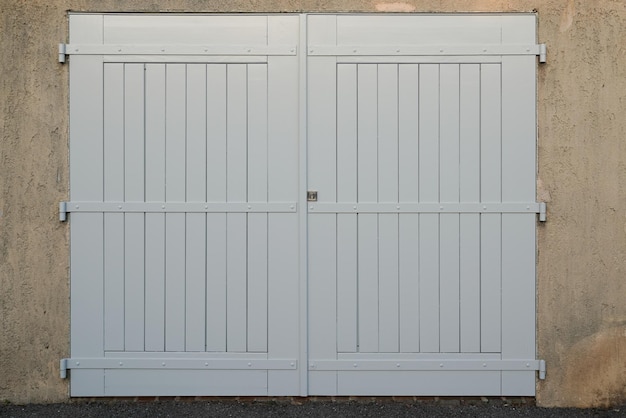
top-left (308, 14), bottom-right (536, 46)
top-left (70, 14), bottom-right (294, 46)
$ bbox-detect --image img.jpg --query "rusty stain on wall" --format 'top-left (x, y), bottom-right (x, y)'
top-left (2, 0), bottom-right (626, 408)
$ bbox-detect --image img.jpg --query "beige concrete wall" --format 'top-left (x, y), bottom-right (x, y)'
top-left (1, 0), bottom-right (625, 407)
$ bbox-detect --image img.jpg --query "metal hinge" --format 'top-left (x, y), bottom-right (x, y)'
top-left (58, 43), bottom-right (67, 63)
top-left (539, 359), bottom-right (546, 380)
top-left (59, 201), bottom-right (67, 221)
top-left (539, 43), bottom-right (547, 63)
top-left (539, 202), bottom-right (547, 222)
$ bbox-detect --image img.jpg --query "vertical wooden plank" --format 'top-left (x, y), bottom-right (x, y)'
top-left (357, 64), bottom-right (379, 353)
top-left (398, 64), bottom-right (420, 353)
top-left (501, 53), bottom-right (537, 395)
top-left (206, 64), bottom-right (227, 352)
top-left (307, 50), bottom-right (338, 356)
top-left (185, 64), bottom-right (207, 352)
top-left (144, 64), bottom-right (166, 352)
top-left (247, 64), bottom-right (268, 352)
top-left (377, 64), bottom-right (399, 353)
top-left (459, 64), bottom-right (481, 353)
top-left (307, 18), bottom-right (338, 390)
top-left (480, 63), bottom-right (502, 353)
top-left (226, 64), bottom-right (248, 352)
top-left (69, 16), bottom-right (105, 391)
top-left (418, 64), bottom-right (439, 353)
top-left (103, 63), bottom-right (125, 352)
top-left (336, 215), bottom-right (357, 352)
top-left (124, 63), bottom-right (146, 352)
top-left (70, 214), bottom-right (105, 394)
top-left (267, 14), bottom-right (301, 394)
top-left (439, 64), bottom-right (460, 353)
top-left (357, 64), bottom-right (377, 204)
top-left (336, 64), bottom-right (358, 353)
top-left (165, 64), bottom-right (187, 352)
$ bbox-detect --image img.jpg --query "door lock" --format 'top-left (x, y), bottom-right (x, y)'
top-left (307, 191), bottom-right (318, 202)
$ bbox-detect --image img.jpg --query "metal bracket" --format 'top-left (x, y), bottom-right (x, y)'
top-left (58, 43), bottom-right (67, 63)
top-left (539, 43), bottom-right (547, 63)
top-left (60, 358), bottom-right (68, 378)
top-left (539, 202), bottom-right (547, 222)
top-left (539, 359), bottom-right (546, 380)
top-left (59, 201), bottom-right (67, 222)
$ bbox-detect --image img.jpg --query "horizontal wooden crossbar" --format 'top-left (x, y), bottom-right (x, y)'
top-left (308, 202), bottom-right (546, 216)
top-left (59, 201), bottom-right (297, 220)
top-left (308, 44), bottom-right (547, 62)
top-left (310, 359), bottom-right (546, 379)
top-left (60, 358), bottom-right (297, 378)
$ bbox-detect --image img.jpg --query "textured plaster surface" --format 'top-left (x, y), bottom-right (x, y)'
top-left (1, 0), bottom-right (626, 407)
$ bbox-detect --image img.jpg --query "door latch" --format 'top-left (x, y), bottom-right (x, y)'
top-left (307, 191), bottom-right (318, 202)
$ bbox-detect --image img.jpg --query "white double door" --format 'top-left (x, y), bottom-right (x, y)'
top-left (68, 13), bottom-right (539, 396)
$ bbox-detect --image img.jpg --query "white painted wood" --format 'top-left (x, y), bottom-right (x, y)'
top-left (358, 214), bottom-right (379, 353)
top-left (480, 64), bottom-right (502, 353)
top-left (335, 15), bottom-right (504, 46)
top-left (459, 64), bottom-right (481, 353)
top-left (69, 13), bottom-right (540, 397)
top-left (336, 371), bottom-right (501, 396)
top-left (69, 16), bottom-right (105, 394)
top-left (308, 214), bottom-right (338, 393)
top-left (355, 64), bottom-right (379, 353)
top-left (164, 64), bottom-right (187, 352)
top-left (357, 64), bottom-right (377, 203)
top-left (144, 64), bottom-right (167, 352)
top-left (266, 15), bottom-right (303, 394)
top-left (226, 63), bottom-right (249, 353)
top-left (206, 215), bottom-right (227, 352)
top-left (247, 213), bottom-right (268, 352)
top-left (247, 64), bottom-right (269, 353)
top-left (205, 63), bottom-right (228, 353)
top-left (103, 15), bottom-right (269, 45)
top-left (398, 64), bottom-right (420, 353)
top-left (185, 64), bottom-right (207, 352)
top-left (102, 63), bottom-right (124, 352)
top-left (104, 370), bottom-right (268, 396)
top-left (418, 64), bottom-right (440, 353)
top-left (337, 215), bottom-right (358, 353)
top-left (501, 53), bottom-right (537, 395)
top-left (124, 215), bottom-right (145, 351)
top-left (336, 64), bottom-right (358, 354)
top-left (307, 17), bottom-right (338, 392)
top-left (123, 63), bottom-right (146, 352)
top-left (226, 211), bottom-right (247, 353)
top-left (376, 64), bottom-right (400, 353)
top-left (439, 64), bottom-right (460, 353)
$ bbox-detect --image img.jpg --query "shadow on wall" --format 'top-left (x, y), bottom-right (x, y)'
top-left (562, 327), bottom-right (626, 407)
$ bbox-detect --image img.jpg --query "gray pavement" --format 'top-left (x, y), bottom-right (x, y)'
top-left (1, 399), bottom-right (625, 417)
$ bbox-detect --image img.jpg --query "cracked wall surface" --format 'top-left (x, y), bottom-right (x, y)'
top-left (2, 0), bottom-right (626, 407)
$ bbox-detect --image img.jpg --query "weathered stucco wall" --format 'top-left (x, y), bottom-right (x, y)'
top-left (1, 0), bottom-right (626, 407)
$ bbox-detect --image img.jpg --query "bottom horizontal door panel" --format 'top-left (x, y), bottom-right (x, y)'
top-left (309, 370), bottom-right (512, 396)
top-left (72, 370), bottom-right (270, 397)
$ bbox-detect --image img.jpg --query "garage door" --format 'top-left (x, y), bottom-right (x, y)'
top-left (61, 13), bottom-right (545, 397)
